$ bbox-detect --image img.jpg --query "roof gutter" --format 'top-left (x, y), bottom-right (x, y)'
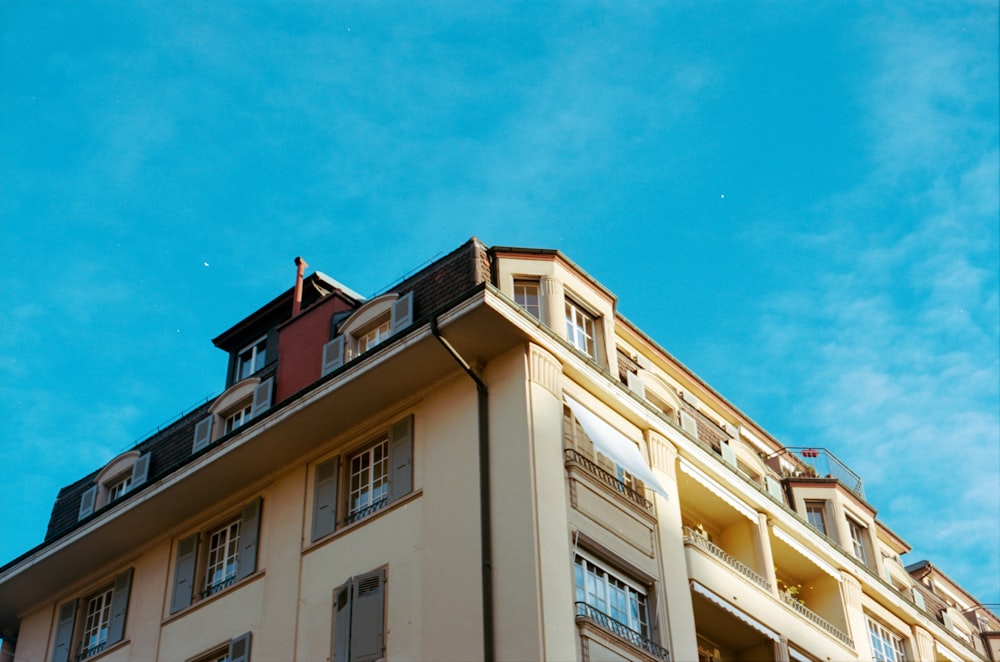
top-left (430, 317), bottom-right (494, 662)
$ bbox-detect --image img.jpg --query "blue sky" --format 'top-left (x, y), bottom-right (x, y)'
top-left (2, 1), bottom-right (997, 607)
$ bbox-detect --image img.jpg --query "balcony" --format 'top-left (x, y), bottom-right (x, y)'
top-left (564, 448), bottom-right (651, 511)
top-left (575, 601), bottom-right (670, 661)
top-left (682, 527), bottom-right (771, 592)
top-left (780, 591), bottom-right (853, 647)
top-left (772, 447), bottom-right (865, 499)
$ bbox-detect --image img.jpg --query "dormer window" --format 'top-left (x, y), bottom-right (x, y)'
top-left (223, 402), bottom-right (253, 434)
top-left (358, 319), bottom-right (392, 354)
top-left (107, 474), bottom-right (133, 503)
top-left (565, 298), bottom-right (597, 359)
top-left (236, 336), bottom-right (267, 381)
top-left (514, 279), bottom-right (541, 319)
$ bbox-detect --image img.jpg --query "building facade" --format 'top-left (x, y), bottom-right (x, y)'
top-left (1, 238), bottom-right (997, 662)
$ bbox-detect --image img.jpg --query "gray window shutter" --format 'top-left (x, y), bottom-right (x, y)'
top-left (390, 292), bottom-right (413, 334)
top-left (626, 371), bottom-right (646, 399)
top-left (106, 567), bottom-right (133, 645)
top-left (78, 485), bottom-right (97, 520)
top-left (720, 441), bottom-right (738, 467)
top-left (193, 415), bottom-right (213, 453)
top-left (912, 588), bottom-right (926, 610)
top-left (228, 631), bottom-right (252, 662)
top-left (312, 457), bottom-right (340, 541)
top-left (236, 497), bottom-right (262, 581)
top-left (350, 569), bottom-right (386, 662)
top-left (322, 336), bottom-right (345, 376)
top-left (250, 377), bottom-right (274, 419)
top-left (51, 599), bottom-right (77, 662)
top-left (388, 415), bottom-right (413, 502)
top-left (764, 475), bottom-right (784, 502)
top-left (169, 534), bottom-right (199, 613)
top-left (679, 410), bottom-right (698, 437)
top-left (131, 453), bottom-right (150, 489)
top-left (332, 582), bottom-right (353, 662)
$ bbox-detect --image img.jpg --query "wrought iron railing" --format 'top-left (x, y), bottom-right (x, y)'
top-left (201, 573), bottom-right (236, 598)
top-left (575, 601), bottom-right (670, 661)
top-left (77, 641), bottom-right (106, 660)
top-left (344, 497), bottom-right (388, 526)
top-left (682, 527), bottom-right (772, 592)
top-left (564, 448), bottom-right (652, 510)
top-left (781, 591), bottom-right (854, 647)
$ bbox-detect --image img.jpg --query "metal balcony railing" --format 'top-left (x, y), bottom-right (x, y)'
top-left (781, 591), bottom-right (854, 647)
top-left (575, 601), bottom-right (670, 661)
top-left (564, 448), bottom-right (652, 510)
top-left (344, 497), bottom-right (388, 526)
top-left (777, 447), bottom-right (865, 500)
top-left (682, 527), bottom-right (772, 592)
top-left (201, 573), bottom-right (237, 598)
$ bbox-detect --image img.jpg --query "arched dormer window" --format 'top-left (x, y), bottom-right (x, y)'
top-left (78, 449), bottom-right (150, 521)
top-left (321, 292), bottom-right (413, 376)
top-left (191, 376), bottom-right (274, 454)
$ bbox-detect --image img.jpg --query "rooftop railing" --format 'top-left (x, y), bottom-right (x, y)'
top-left (682, 527), bottom-right (771, 592)
top-left (575, 601), bottom-right (670, 661)
top-left (776, 447), bottom-right (865, 500)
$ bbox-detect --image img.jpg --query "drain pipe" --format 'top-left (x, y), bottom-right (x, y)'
top-left (430, 318), bottom-right (494, 662)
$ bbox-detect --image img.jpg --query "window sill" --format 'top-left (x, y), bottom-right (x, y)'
top-left (162, 569), bottom-right (265, 625)
top-left (77, 637), bottom-right (130, 662)
top-left (303, 488), bottom-right (423, 554)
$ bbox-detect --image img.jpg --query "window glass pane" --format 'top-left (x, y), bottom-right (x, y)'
top-left (349, 439), bottom-right (390, 521)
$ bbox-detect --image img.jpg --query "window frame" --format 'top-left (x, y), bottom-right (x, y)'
top-left (805, 501), bottom-right (828, 536)
top-left (52, 568), bottom-right (133, 662)
top-left (223, 401), bottom-right (254, 435)
top-left (346, 436), bottom-right (391, 525)
top-left (106, 472), bottom-right (133, 503)
top-left (866, 615), bottom-right (907, 662)
top-left (574, 551), bottom-right (651, 638)
top-left (565, 297), bottom-right (598, 360)
top-left (847, 516), bottom-right (871, 566)
top-left (77, 584), bottom-right (115, 659)
top-left (235, 336), bottom-right (267, 382)
top-left (202, 517), bottom-right (242, 598)
top-left (513, 278), bottom-right (541, 319)
top-left (356, 318), bottom-right (392, 355)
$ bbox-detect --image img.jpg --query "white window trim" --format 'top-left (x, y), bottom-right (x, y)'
top-left (574, 550), bottom-right (651, 636)
top-left (513, 278), bottom-right (542, 319)
top-left (347, 437), bottom-right (390, 523)
top-left (565, 297), bottom-right (598, 360)
top-left (866, 615), bottom-right (907, 662)
top-left (235, 336), bottom-right (267, 382)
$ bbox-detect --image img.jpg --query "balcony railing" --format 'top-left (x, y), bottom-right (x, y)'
top-left (781, 592), bottom-right (854, 647)
top-left (564, 448), bottom-right (652, 510)
top-left (682, 527), bottom-right (771, 592)
top-left (77, 641), bottom-right (106, 660)
top-left (776, 447), bottom-right (865, 500)
top-left (201, 573), bottom-right (237, 598)
top-left (575, 601), bottom-right (670, 661)
top-left (343, 497), bottom-right (388, 526)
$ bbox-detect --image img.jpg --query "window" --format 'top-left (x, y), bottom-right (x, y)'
top-left (51, 569), bottom-right (133, 662)
top-left (78, 452), bottom-right (150, 520)
top-left (848, 517), bottom-right (870, 566)
top-left (236, 337), bottom-right (267, 381)
top-left (867, 616), bottom-right (907, 662)
top-left (311, 416), bottom-right (414, 542)
top-left (224, 403), bottom-right (253, 434)
top-left (565, 298), bottom-right (597, 359)
top-left (805, 501), bottom-right (828, 536)
top-left (348, 439), bottom-right (390, 523)
top-left (333, 569), bottom-right (386, 662)
top-left (357, 319), bottom-right (391, 354)
top-left (169, 498), bottom-right (261, 613)
top-left (107, 473), bottom-right (133, 503)
top-left (513, 279), bottom-right (541, 319)
top-left (192, 632), bottom-right (252, 662)
top-left (563, 407), bottom-right (648, 509)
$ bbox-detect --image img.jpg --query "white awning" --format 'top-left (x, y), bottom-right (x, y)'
top-left (936, 642), bottom-right (963, 662)
top-left (678, 458), bottom-right (757, 522)
top-left (691, 581), bottom-right (780, 641)
top-left (772, 526), bottom-right (840, 580)
top-left (788, 648), bottom-right (813, 662)
top-left (565, 396), bottom-right (669, 498)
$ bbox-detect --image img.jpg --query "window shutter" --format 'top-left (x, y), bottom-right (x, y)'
top-left (764, 475), bottom-right (784, 501)
top-left (78, 485), bottom-right (97, 520)
top-left (250, 377), bottom-right (274, 419)
top-left (236, 497), bottom-right (262, 581)
top-left (106, 567), bottom-right (133, 645)
top-left (332, 582), bottom-right (353, 662)
top-left (912, 588), bottom-right (926, 610)
top-left (942, 609), bottom-right (955, 630)
top-left (169, 534), bottom-right (199, 613)
top-left (312, 457), bottom-right (340, 541)
top-left (679, 410), bottom-right (698, 437)
top-left (51, 599), bottom-right (77, 662)
top-left (350, 569), bottom-right (386, 662)
top-left (193, 415), bottom-right (213, 453)
top-left (388, 415), bottom-right (413, 502)
top-left (720, 441), bottom-right (738, 467)
top-left (626, 371), bottom-right (646, 399)
top-left (322, 336), bottom-right (345, 376)
top-left (390, 292), bottom-right (414, 334)
top-left (131, 453), bottom-right (150, 489)
top-left (228, 631), bottom-right (252, 662)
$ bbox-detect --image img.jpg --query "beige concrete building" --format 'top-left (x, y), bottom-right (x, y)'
top-left (1, 239), bottom-right (997, 662)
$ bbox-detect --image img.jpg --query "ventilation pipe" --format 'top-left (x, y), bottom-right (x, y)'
top-left (292, 256), bottom-right (308, 317)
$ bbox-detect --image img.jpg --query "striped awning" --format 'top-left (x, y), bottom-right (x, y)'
top-left (691, 581), bottom-right (780, 641)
